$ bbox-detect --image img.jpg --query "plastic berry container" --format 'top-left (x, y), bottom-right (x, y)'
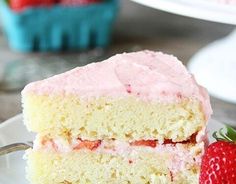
top-left (0, 0), bottom-right (118, 52)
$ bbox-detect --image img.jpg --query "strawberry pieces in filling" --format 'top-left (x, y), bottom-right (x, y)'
top-left (40, 133), bottom-right (198, 151)
top-left (130, 133), bottom-right (197, 148)
top-left (130, 140), bottom-right (157, 148)
top-left (73, 138), bottom-right (101, 151)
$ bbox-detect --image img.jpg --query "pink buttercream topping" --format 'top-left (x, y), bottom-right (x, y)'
top-left (22, 50), bottom-right (212, 120)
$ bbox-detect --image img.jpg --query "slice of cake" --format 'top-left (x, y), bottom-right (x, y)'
top-left (22, 50), bottom-right (212, 184)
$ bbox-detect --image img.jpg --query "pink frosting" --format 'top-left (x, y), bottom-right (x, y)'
top-left (22, 50), bottom-right (212, 120)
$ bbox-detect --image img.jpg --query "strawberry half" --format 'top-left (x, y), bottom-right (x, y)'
top-left (200, 126), bottom-right (236, 184)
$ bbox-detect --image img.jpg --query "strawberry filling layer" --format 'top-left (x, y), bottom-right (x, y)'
top-left (33, 134), bottom-right (205, 174)
top-left (36, 133), bottom-right (198, 152)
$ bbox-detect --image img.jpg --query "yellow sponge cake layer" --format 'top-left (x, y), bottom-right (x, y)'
top-left (26, 143), bottom-right (202, 184)
top-left (23, 95), bottom-right (205, 142)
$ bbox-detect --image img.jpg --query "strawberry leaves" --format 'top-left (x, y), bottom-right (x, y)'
top-left (213, 126), bottom-right (236, 142)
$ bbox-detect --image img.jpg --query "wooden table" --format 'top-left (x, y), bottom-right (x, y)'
top-left (0, 0), bottom-right (235, 126)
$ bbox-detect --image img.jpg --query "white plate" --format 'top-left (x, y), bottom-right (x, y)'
top-left (0, 115), bottom-right (35, 184)
top-left (188, 30), bottom-right (236, 105)
top-left (130, 0), bottom-right (236, 25)
top-left (0, 114), bottom-right (225, 184)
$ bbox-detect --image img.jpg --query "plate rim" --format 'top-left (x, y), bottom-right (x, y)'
top-left (130, 0), bottom-right (236, 25)
top-left (0, 114), bottom-right (23, 129)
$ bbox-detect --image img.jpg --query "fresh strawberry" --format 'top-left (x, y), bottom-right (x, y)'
top-left (130, 140), bottom-right (157, 148)
top-left (60, 0), bottom-right (102, 6)
top-left (9, 0), bottom-right (55, 12)
top-left (200, 126), bottom-right (236, 184)
top-left (73, 138), bottom-right (101, 151)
